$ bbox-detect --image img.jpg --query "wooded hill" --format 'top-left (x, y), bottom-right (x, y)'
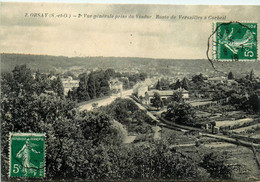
top-left (1, 53), bottom-right (260, 76)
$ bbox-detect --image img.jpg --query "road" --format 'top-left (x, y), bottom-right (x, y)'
top-left (152, 126), bottom-right (161, 140)
top-left (78, 89), bottom-right (133, 111)
top-left (128, 97), bottom-right (159, 121)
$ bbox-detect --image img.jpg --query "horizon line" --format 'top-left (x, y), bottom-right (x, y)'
top-left (1, 52), bottom-right (210, 60)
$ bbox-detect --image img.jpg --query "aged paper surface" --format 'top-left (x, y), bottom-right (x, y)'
top-left (1, 2), bottom-right (260, 181)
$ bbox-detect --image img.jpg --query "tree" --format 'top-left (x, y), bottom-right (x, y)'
top-left (56, 76), bottom-right (64, 97)
top-left (1, 72), bottom-right (15, 97)
top-left (76, 70), bottom-right (111, 101)
top-left (249, 69), bottom-right (255, 81)
top-left (105, 68), bottom-right (116, 78)
top-left (93, 70), bottom-right (110, 97)
top-left (119, 77), bottom-right (130, 89)
top-left (34, 71), bottom-right (51, 95)
top-left (169, 83), bottom-right (175, 90)
top-left (192, 73), bottom-right (204, 83)
top-left (100, 79), bottom-right (110, 96)
top-left (79, 110), bottom-right (126, 146)
top-left (77, 73), bottom-right (90, 101)
top-left (67, 89), bottom-right (73, 100)
top-left (200, 152), bottom-right (232, 180)
top-left (63, 71), bottom-right (76, 79)
top-left (174, 79), bottom-right (181, 89)
top-left (67, 87), bottom-right (78, 101)
top-left (229, 93), bottom-right (244, 109)
top-left (8, 65), bottom-right (35, 96)
top-left (106, 141), bottom-right (210, 180)
top-left (139, 72), bottom-right (147, 81)
top-left (248, 93), bottom-right (260, 113)
top-left (181, 77), bottom-right (190, 90)
top-left (106, 98), bottom-right (138, 123)
top-left (50, 76), bottom-right (64, 97)
top-left (152, 92), bottom-right (163, 110)
top-left (88, 73), bottom-right (97, 99)
top-left (155, 80), bottom-right (162, 90)
top-left (164, 102), bottom-right (196, 125)
top-left (166, 91), bottom-right (183, 105)
top-left (171, 91), bottom-right (183, 103)
top-left (227, 71), bottom-right (234, 80)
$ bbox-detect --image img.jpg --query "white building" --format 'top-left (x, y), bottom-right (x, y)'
top-left (62, 76), bottom-right (79, 95)
top-left (109, 79), bottom-right (123, 97)
top-left (144, 88), bottom-right (189, 105)
top-left (207, 76), bottom-right (227, 84)
top-left (133, 85), bottom-right (148, 98)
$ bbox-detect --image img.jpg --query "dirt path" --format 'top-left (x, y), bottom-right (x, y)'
top-left (152, 126), bottom-right (161, 140)
top-left (201, 133), bottom-right (260, 148)
top-left (123, 136), bottom-right (137, 144)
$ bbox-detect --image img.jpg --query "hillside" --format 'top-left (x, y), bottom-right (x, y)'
top-left (1, 53), bottom-right (260, 77)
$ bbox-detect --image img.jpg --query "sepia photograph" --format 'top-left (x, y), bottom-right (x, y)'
top-left (1, 2), bottom-right (260, 181)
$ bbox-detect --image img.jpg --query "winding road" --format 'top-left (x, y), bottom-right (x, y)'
top-left (78, 89), bottom-right (133, 111)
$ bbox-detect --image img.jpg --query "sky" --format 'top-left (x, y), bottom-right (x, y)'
top-left (1, 3), bottom-right (260, 59)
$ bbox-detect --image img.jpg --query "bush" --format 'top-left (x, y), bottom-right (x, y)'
top-left (103, 98), bottom-right (153, 134)
top-left (164, 102), bottom-right (196, 126)
top-left (200, 152), bottom-right (232, 180)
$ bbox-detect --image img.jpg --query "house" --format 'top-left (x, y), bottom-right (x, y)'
top-left (61, 76), bottom-right (79, 95)
top-left (109, 79), bottom-right (123, 97)
top-left (133, 78), bottom-right (155, 98)
top-left (176, 88), bottom-right (189, 100)
top-left (144, 88), bottom-right (189, 105)
top-left (133, 85), bottom-right (148, 98)
top-left (145, 90), bottom-right (173, 105)
top-left (189, 100), bottom-right (217, 109)
top-left (49, 75), bottom-right (57, 80)
top-left (227, 79), bottom-right (238, 87)
top-left (207, 76), bottom-right (227, 84)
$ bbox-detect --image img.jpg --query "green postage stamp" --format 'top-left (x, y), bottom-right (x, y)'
top-left (213, 22), bottom-right (257, 61)
top-left (9, 133), bottom-right (45, 178)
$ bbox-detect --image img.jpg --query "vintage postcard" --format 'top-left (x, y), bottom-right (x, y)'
top-left (1, 2), bottom-right (260, 181)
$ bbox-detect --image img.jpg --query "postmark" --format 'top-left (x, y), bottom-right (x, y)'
top-left (212, 22), bottom-right (257, 61)
top-left (9, 133), bottom-right (45, 178)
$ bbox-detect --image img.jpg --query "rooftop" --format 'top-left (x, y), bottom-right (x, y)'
top-left (146, 90), bottom-right (173, 96)
top-left (146, 88), bottom-right (189, 97)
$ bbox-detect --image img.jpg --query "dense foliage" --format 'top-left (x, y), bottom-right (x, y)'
top-left (68, 71), bottom-right (111, 102)
top-left (164, 102), bottom-right (196, 126)
top-left (200, 152), bottom-right (232, 180)
top-left (211, 72), bottom-right (260, 114)
top-left (152, 92), bottom-right (163, 109)
top-left (103, 98), bottom-right (153, 134)
top-left (68, 68), bottom-right (147, 102)
top-left (1, 65), bottom-right (124, 180)
top-left (1, 65), bottom-right (234, 181)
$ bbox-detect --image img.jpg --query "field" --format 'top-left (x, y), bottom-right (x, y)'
top-left (232, 123), bottom-right (260, 133)
top-left (160, 127), bottom-right (260, 180)
top-left (215, 118), bottom-right (254, 129)
top-left (211, 145), bottom-right (260, 181)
